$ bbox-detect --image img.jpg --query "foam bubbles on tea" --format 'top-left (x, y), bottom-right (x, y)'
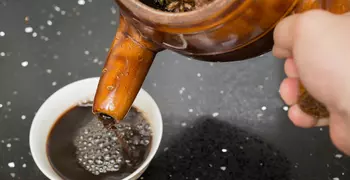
top-left (46, 106), bottom-right (152, 179)
top-left (74, 119), bottom-right (124, 175)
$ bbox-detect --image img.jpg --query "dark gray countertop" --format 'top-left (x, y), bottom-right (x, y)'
top-left (0, 0), bottom-right (349, 179)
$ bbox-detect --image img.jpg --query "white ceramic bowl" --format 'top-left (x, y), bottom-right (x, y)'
top-left (29, 77), bottom-right (163, 180)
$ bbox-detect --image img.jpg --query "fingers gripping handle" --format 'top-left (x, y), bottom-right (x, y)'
top-left (294, 0), bottom-right (350, 119)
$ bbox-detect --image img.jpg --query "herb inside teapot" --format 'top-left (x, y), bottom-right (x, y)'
top-left (140, 0), bottom-right (213, 12)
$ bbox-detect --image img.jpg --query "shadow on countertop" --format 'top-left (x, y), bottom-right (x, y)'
top-left (140, 116), bottom-right (291, 180)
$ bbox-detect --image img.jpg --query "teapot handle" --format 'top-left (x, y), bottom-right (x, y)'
top-left (293, 0), bottom-right (350, 119)
top-left (295, 0), bottom-right (350, 13)
top-left (93, 15), bottom-right (161, 121)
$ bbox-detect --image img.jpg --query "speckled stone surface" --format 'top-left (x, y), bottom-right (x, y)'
top-left (0, 0), bottom-right (349, 179)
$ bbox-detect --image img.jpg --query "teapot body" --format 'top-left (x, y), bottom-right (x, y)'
top-left (118, 0), bottom-right (349, 61)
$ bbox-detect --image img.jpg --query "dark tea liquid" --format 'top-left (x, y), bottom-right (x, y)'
top-left (46, 106), bottom-right (152, 180)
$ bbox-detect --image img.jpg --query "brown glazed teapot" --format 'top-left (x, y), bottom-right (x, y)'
top-left (92, 0), bottom-right (350, 121)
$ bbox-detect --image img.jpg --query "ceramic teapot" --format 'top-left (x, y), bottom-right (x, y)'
top-left (92, 0), bottom-right (350, 121)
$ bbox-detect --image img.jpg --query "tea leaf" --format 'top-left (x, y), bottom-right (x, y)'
top-left (166, 1), bottom-right (179, 11)
top-left (165, 0), bottom-right (195, 12)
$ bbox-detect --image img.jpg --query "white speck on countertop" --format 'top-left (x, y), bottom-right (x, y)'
top-left (110, 21), bottom-right (117, 25)
top-left (257, 113), bottom-right (263, 118)
top-left (164, 147), bottom-right (168, 152)
top-left (10, 173), bottom-right (15, 178)
top-left (46, 69), bottom-right (52, 74)
top-left (152, 82), bottom-right (156, 87)
top-left (0, 104), bottom-right (2, 108)
top-left (52, 81), bottom-right (57, 86)
top-left (179, 87), bottom-right (185, 94)
top-left (212, 112), bottom-right (219, 117)
top-left (22, 164), bottom-right (26, 168)
top-left (220, 166), bottom-right (226, 171)
top-left (222, 149), bottom-right (227, 152)
top-left (333, 178), bottom-right (340, 180)
top-left (261, 106), bottom-right (267, 111)
top-left (220, 90), bottom-right (224, 94)
top-left (24, 27), bottom-right (33, 33)
top-left (21, 61), bottom-right (28, 67)
top-left (111, 7), bottom-right (117, 14)
top-left (32, 32), bottom-right (37, 37)
top-left (0, 52), bottom-right (5, 56)
top-left (93, 58), bottom-right (99, 63)
top-left (53, 5), bottom-right (60, 12)
top-left (53, 54), bottom-right (59, 59)
top-left (6, 143), bottom-right (11, 148)
top-left (47, 20), bottom-right (53, 26)
top-left (21, 115), bottom-right (26, 120)
top-left (294, 163), bottom-right (299, 168)
top-left (6, 101), bottom-right (11, 106)
top-left (67, 72), bottom-right (72, 76)
top-left (78, 0), bottom-right (85, 5)
top-left (335, 154), bottom-right (343, 159)
top-left (8, 162), bottom-right (15, 168)
top-left (0, 31), bottom-right (5, 36)
top-left (283, 106), bottom-right (289, 111)
top-left (61, 11), bottom-right (66, 15)
top-left (187, 95), bottom-right (192, 99)
top-left (320, 128), bottom-right (323, 131)
top-left (239, 146), bottom-right (244, 149)
top-left (181, 122), bottom-right (187, 127)
top-left (197, 73), bottom-right (201, 77)
top-left (188, 109), bottom-right (193, 113)
top-left (84, 50), bottom-right (90, 55)
top-left (57, 31), bottom-right (62, 36)
top-left (88, 30), bottom-right (92, 35)
top-left (342, 172), bottom-right (345, 175)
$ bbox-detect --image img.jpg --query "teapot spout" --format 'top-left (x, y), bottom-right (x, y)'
top-left (93, 15), bottom-right (160, 121)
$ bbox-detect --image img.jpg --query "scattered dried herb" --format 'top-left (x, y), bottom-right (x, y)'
top-left (140, 0), bottom-right (213, 12)
top-left (298, 84), bottom-right (329, 119)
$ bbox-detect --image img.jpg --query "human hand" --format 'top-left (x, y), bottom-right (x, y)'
top-left (273, 10), bottom-right (350, 154)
